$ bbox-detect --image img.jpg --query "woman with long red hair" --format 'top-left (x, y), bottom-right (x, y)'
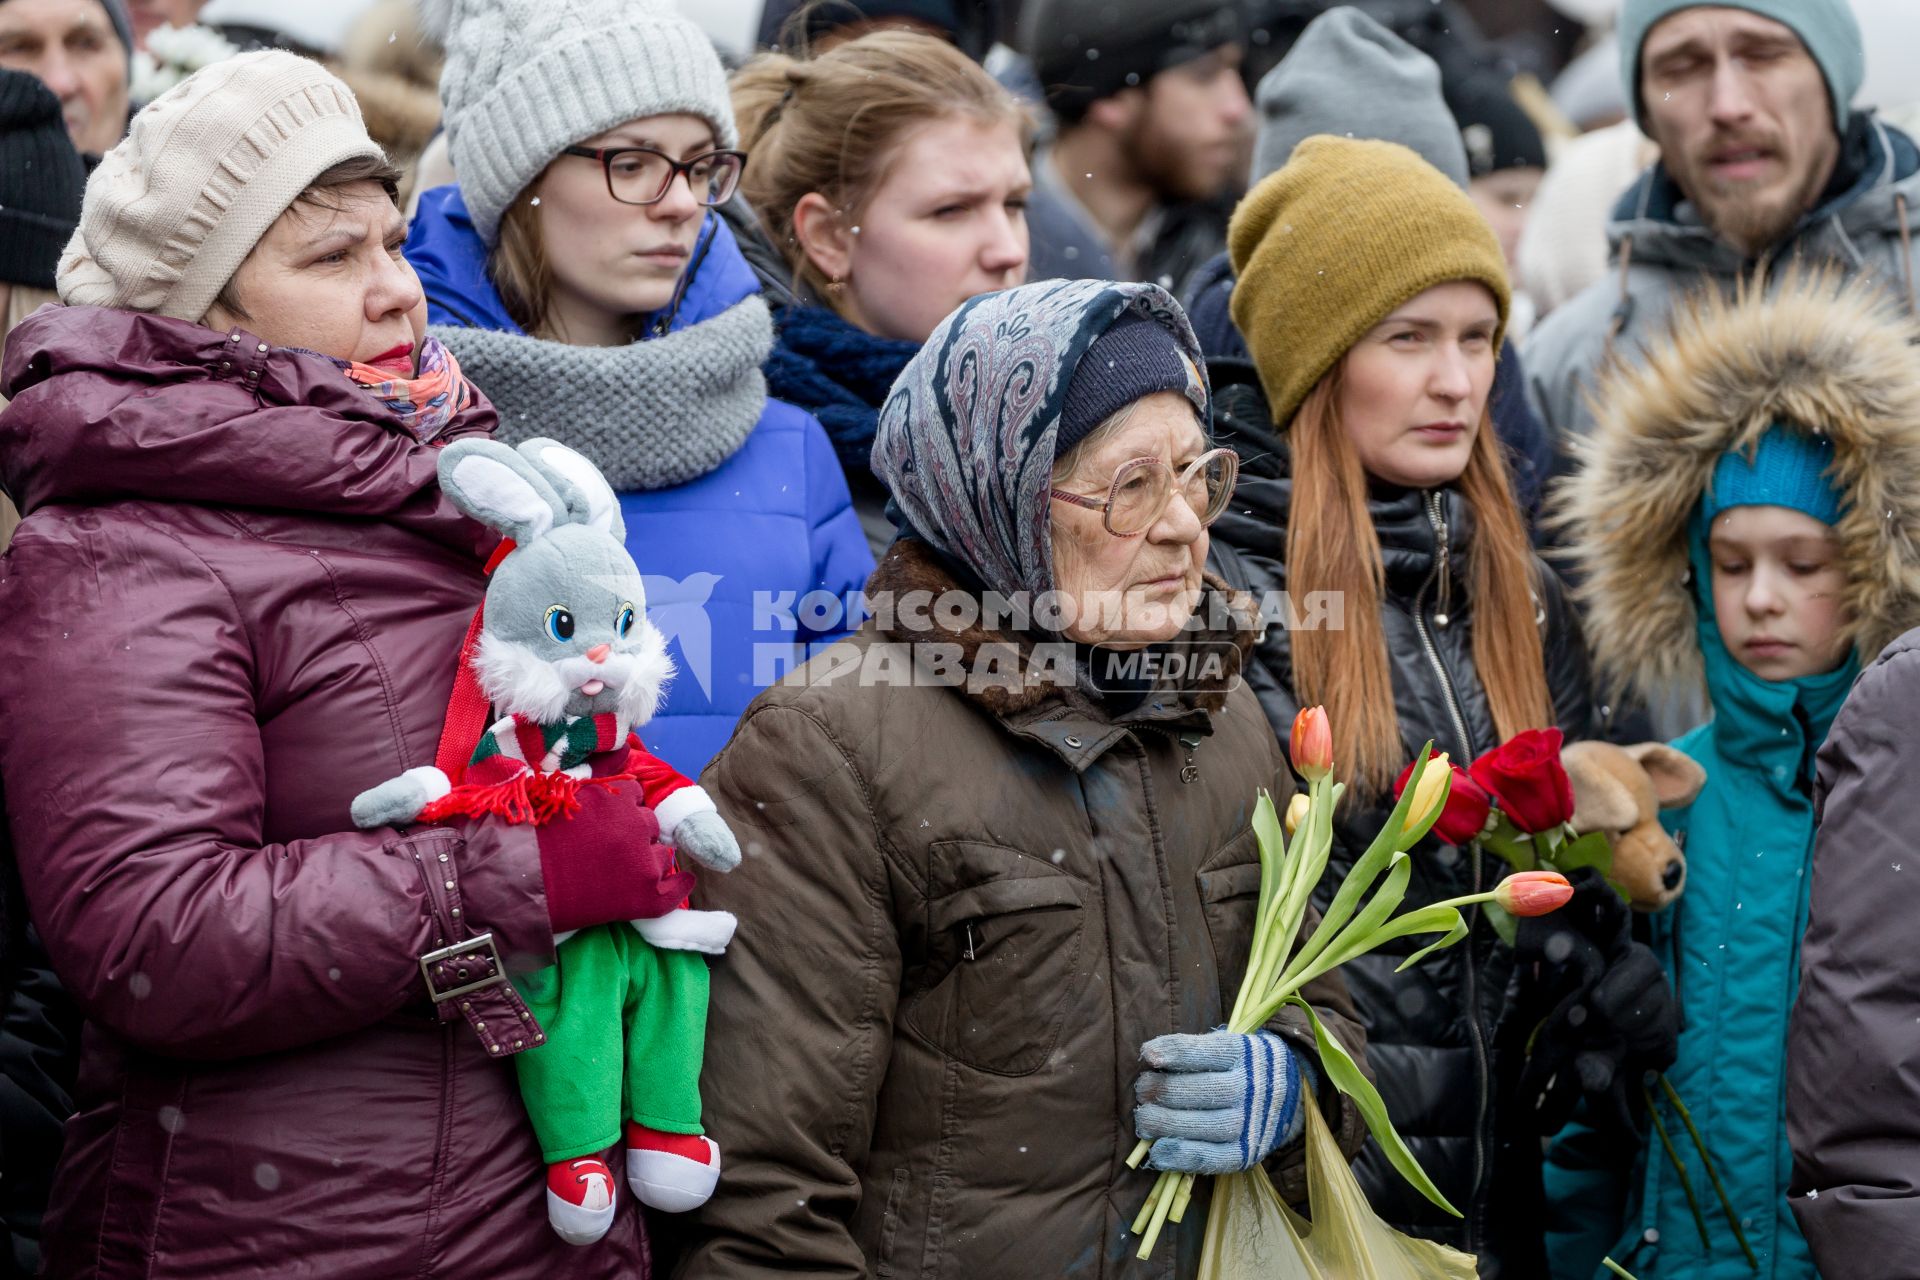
top-left (1207, 136), bottom-right (1597, 1270)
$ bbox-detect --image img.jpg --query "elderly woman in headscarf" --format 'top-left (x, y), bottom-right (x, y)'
top-left (673, 278), bottom-right (1370, 1280)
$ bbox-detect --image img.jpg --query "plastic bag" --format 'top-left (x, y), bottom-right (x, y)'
top-left (1196, 1097), bottom-right (1478, 1279)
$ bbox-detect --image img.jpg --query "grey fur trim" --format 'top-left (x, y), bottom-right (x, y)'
top-left (430, 294), bottom-right (772, 492)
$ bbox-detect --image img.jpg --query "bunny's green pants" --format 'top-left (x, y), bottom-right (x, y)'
top-left (509, 924), bottom-right (710, 1162)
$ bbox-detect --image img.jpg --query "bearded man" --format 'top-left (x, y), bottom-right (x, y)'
top-left (1016, 0), bottom-right (1251, 291)
top-left (1526, 1), bottom-right (1913, 449)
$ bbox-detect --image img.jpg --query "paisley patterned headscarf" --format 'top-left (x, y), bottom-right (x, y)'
top-left (872, 279), bottom-right (1211, 600)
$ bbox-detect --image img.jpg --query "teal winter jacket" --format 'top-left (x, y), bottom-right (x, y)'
top-left (1543, 532), bottom-right (1855, 1280)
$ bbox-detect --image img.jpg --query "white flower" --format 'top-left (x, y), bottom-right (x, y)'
top-left (130, 24), bottom-right (241, 105)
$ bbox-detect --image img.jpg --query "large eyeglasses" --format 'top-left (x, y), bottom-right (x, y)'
top-left (1050, 447), bottom-right (1239, 537)
top-left (561, 145), bottom-right (747, 207)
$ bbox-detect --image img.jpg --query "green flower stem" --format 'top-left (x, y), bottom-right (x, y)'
top-left (1602, 1258), bottom-right (1642, 1279)
top-left (1169, 1173), bottom-right (1196, 1223)
top-left (1134, 1169), bottom-right (1179, 1259)
top-left (1481, 826), bottom-right (1535, 873)
top-left (1422, 888), bottom-right (1505, 916)
top-left (1644, 1086), bottom-right (1713, 1250)
top-left (1659, 1075), bottom-right (1759, 1272)
top-left (1128, 748), bottom-right (1474, 1260)
top-left (1273, 752), bottom-right (1433, 994)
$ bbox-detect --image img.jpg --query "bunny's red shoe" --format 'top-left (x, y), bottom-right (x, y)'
top-left (625, 1122), bottom-right (721, 1212)
top-left (546, 1155), bottom-right (617, 1245)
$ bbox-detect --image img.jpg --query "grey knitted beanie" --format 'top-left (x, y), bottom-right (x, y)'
top-left (432, 0), bottom-right (738, 247)
top-left (1250, 6), bottom-right (1469, 189)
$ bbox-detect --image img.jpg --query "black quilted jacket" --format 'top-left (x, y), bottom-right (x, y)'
top-left (1206, 360), bottom-right (1597, 1273)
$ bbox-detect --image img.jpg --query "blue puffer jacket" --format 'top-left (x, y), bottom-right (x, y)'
top-left (405, 187), bottom-right (873, 776)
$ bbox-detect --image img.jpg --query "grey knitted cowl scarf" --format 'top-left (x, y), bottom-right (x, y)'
top-left (428, 293), bottom-right (772, 492)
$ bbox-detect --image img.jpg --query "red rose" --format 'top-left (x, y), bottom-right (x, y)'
top-left (1393, 758), bottom-right (1492, 846)
top-left (1468, 728), bottom-right (1575, 834)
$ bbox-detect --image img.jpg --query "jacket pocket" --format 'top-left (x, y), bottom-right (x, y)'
top-left (902, 841), bottom-right (1087, 1076)
top-left (1197, 828), bottom-right (1263, 1001)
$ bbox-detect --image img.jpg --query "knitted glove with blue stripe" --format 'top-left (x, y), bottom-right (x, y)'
top-left (1134, 1030), bottom-right (1312, 1175)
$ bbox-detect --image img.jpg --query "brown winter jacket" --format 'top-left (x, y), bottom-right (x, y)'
top-left (0, 305), bottom-right (649, 1277)
top-left (673, 540), bottom-right (1370, 1280)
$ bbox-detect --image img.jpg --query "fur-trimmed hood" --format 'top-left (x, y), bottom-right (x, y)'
top-left (1556, 270), bottom-right (1920, 700)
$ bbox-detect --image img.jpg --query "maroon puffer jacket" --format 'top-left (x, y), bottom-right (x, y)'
top-left (0, 305), bottom-right (649, 1278)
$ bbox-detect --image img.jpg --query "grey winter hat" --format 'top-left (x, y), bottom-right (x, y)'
top-left (1250, 6), bottom-right (1469, 189)
top-left (1619, 0), bottom-right (1863, 136)
top-left (430, 0), bottom-right (738, 247)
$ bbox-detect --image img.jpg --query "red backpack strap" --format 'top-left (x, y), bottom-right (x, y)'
top-left (434, 539), bottom-right (516, 783)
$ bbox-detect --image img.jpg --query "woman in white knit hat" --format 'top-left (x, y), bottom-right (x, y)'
top-left (404, 0), bottom-right (873, 780)
top-left (0, 50), bottom-right (670, 1275)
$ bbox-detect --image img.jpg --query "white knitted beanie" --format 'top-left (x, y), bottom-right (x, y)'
top-left (57, 51), bottom-right (386, 322)
top-left (432, 0), bottom-right (738, 248)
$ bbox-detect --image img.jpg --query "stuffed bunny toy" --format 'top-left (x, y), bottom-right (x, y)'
top-left (352, 437), bottom-right (740, 1246)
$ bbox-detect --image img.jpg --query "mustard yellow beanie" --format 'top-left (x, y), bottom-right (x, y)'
top-left (1228, 135), bottom-right (1511, 429)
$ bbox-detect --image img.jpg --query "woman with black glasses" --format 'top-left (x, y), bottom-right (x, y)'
top-left (405, 0), bottom-right (873, 778)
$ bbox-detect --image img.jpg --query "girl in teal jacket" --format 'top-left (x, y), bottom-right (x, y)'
top-left (1544, 273), bottom-right (1920, 1279)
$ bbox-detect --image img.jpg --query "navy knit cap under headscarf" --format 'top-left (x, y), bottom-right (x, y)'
top-left (1056, 311), bottom-right (1199, 456)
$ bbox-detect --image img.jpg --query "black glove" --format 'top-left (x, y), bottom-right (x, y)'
top-left (1512, 869), bottom-right (1680, 1136)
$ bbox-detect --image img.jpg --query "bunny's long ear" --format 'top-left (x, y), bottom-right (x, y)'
top-left (438, 440), bottom-right (570, 545)
top-left (517, 438), bottom-right (625, 543)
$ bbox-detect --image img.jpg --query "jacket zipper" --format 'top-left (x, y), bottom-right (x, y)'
top-left (1413, 490), bottom-right (1490, 1248)
top-left (1415, 492), bottom-right (1471, 756)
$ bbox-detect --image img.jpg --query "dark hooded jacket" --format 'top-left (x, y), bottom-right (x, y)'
top-left (0, 304), bottom-right (647, 1278)
top-left (1206, 360), bottom-right (1597, 1268)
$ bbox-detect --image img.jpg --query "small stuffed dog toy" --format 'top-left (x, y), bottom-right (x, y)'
top-left (1563, 740), bottom-right (1704, 911)
top-left (353, 437), bottom-right (739, 1245)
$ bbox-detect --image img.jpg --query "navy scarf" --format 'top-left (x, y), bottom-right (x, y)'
top-left (764, 301), bottom-right (922, 476)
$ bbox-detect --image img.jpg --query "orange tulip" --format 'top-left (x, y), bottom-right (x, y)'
top-left (1495, 870), bottom-right (1574, 917)
top-left (1290, 706), bottom-right (1332, 781)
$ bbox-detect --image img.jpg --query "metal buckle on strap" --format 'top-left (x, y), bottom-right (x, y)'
top-left (419, 932), bottom-right (506, 1004)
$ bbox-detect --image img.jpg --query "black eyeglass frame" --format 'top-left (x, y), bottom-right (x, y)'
top-left (559, 145), bottom-right (748, 207)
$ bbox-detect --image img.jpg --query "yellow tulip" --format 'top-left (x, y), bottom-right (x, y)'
top-left (1407, 752), bottom-right (1453, 829)
top-left (1284, 791), bottom-right (1311, 837)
